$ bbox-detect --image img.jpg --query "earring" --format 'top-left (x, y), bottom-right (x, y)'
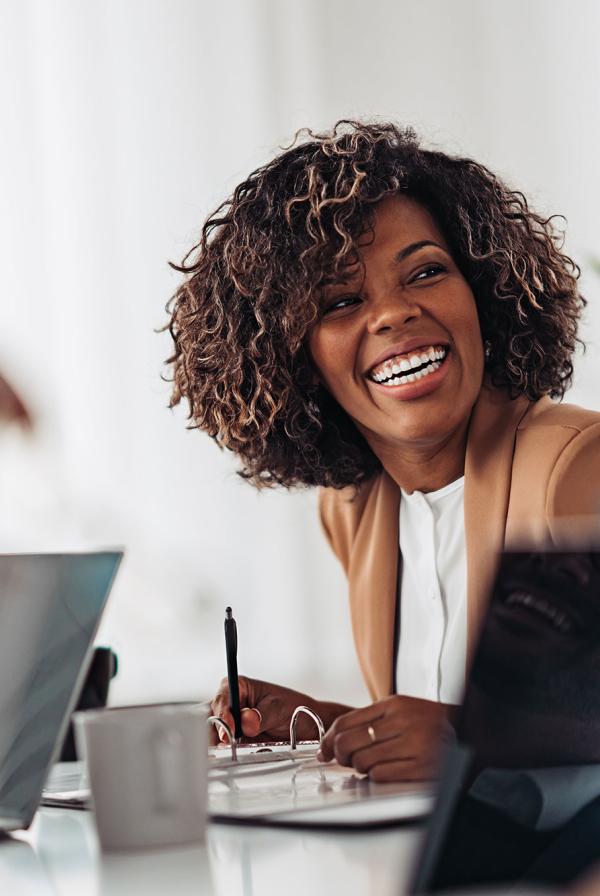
top-left (484, 339), bottom-right (492, 361)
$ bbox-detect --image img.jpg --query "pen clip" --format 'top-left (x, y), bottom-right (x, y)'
top-left (289, 706), bottom-right (325, 750)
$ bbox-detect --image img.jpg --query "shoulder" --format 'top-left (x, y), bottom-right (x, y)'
top-left (514, 396), bottom-right (600, 522)
top-left (318, 479), bottom-right (375, 570)
top-left (517, 395), bottom-right (600, 433)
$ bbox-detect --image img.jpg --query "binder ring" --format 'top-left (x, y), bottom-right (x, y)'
top-left (290, 705), bottom-right (325, 750)
top-left (207, 715), bottom-right (238, 762)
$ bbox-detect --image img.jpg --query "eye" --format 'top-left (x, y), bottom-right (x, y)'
top-left (322, 295), bottom-right (362, 315)
top-left (410, 263), bottom-right (447, 283)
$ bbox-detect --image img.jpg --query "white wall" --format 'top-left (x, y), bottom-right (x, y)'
top-left (1, 0), bottom-right (598, 706)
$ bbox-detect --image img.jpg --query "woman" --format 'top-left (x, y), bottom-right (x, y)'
top-left (165, 121), bottom-right (600, 782)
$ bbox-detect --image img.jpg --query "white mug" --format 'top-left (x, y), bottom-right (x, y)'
top-left (74, 703), bottom-right (207, 851)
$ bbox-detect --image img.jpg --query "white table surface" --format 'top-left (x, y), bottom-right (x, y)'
top-left (1, 807), bottom-right (425, 895)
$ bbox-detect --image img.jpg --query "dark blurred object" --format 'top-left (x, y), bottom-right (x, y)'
top-left (0, 371), bottom-right (32, 428)
top-left (412, 548), bottom-right (600, 893)
top-left (59, 647), bottom-right (118, 761)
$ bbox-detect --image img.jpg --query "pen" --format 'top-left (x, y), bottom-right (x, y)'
top-left (224, 606), bottom-right (243, 741)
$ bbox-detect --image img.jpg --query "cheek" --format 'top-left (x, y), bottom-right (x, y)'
top-left (308, 330), bottom-right (357, 392)
top-left (453, 301), bottom-right (483, 372)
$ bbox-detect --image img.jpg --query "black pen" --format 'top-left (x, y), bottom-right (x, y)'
top-left (224, 606), bottom-right (243, 741)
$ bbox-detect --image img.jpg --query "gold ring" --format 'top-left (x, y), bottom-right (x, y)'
top-left (367, 724), bottom-right (376, 743)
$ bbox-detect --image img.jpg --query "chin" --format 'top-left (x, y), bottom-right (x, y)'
top-left (387, 415), bottom-right (466, 448)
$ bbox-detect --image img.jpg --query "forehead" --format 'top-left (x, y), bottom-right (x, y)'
top-left (360, 194), bottom-right (448, 256)
top-left (321, 194), bottom-right (450, 290)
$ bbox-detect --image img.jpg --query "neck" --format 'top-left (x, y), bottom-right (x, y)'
top-left (365, 419), bottom-right (469, 494)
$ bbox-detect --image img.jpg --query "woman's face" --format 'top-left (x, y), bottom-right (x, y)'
top-left (307, 195), bottom-right (484, 458)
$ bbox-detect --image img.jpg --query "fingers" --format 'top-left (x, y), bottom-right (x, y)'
top-left (322, 725), bottom-right (440, 781)
top-left (211, 708), bottom-right (262, 743)
top-left (322, 715), bottom-right (402, 768)
top-left (318, 704), bottom-right (386, 761)
top-left (317, 696), bottom-right (449, 782)
top-left (241, 708), bottom-right (262, 738)
top-left (248, 693), bottom-right (297, 740)
top-left (210, 707), bottom-right (236, 742)
top-left (210, 676), bottom-right (253, 742)
top-left (209, 677), bottom-right (294, 742)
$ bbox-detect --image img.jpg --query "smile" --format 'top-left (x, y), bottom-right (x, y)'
top-left (504, 590), bottom-right (574, 634)
top-left (369, 345), bottom-right (448, 386)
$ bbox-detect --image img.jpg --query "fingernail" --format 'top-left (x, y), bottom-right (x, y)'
top-left (316, 749), bottom-right (323, 761)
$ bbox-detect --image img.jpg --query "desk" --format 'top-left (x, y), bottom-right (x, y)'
top-left (2, 808), bottom-right (424, 895)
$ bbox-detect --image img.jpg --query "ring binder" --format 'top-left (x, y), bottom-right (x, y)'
top-left (290, 706), bottom-right (325, 749)
top-left (207, 716), bottom-right (237, 761)
top-left (208, 705), bottom-right (325, 766)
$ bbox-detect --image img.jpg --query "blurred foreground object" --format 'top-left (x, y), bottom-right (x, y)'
top-left (0, 370), bottom-right (32, 429)
top-left (60, 647), bottom-right (118, 761)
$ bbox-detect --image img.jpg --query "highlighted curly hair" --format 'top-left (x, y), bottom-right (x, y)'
top-left (165, 121), bottom-right (585, 489)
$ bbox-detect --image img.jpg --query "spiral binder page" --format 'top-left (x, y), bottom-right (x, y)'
top-left (208, 758), bottom-right (433, 829)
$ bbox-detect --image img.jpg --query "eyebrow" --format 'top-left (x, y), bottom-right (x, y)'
top-left (395, 240), bottom-right (445, 263)
top-left (321, 239), bottom-right (446, 293)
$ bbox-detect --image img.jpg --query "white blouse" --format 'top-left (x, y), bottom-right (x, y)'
top-left (395, 476), bottom-right (467, 705)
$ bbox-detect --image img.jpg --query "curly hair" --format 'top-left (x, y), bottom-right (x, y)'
top-left (165, 120), bottom-right (585, 489)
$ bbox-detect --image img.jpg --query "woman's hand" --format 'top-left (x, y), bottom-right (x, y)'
top-left (209, 676), bottom-right (350, 744)
top-left (317, 695), bottom-right (456, 782)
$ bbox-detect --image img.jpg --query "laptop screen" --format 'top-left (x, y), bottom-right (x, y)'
top-left (0, 552), bottom-right (121, 829)
top-left (411, 548), bottom-right (600, 892)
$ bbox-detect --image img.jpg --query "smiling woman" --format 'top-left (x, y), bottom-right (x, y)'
top-left (165, 121), bottom-right (600, 782)
top-left (307, 196), bottom-right (484, 491)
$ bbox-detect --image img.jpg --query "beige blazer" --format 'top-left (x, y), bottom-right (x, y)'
top-left (319, 387), bottom-right (600, 701)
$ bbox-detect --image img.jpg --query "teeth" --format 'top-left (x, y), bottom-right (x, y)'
top-left (376, 360), bottom-right (440, 387)
top-left (370, 345), bottom-right (447, 385)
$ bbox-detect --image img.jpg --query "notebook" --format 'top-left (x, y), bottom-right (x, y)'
top-left (44, 742), bottom-right (434, 829)
top-left (0, 552), bottom-right (122, 832)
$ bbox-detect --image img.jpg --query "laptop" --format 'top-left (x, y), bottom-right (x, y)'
top-left (0, 551), bottom-right (122, 833)
top-left (411, 546), bottom-right (600, 891)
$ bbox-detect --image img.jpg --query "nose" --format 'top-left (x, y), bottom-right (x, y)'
top-left (365, 289), bottom-right (422, 335)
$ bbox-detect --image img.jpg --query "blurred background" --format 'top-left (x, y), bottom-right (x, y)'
top-left (1, 0), bottom-right (599, 707)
